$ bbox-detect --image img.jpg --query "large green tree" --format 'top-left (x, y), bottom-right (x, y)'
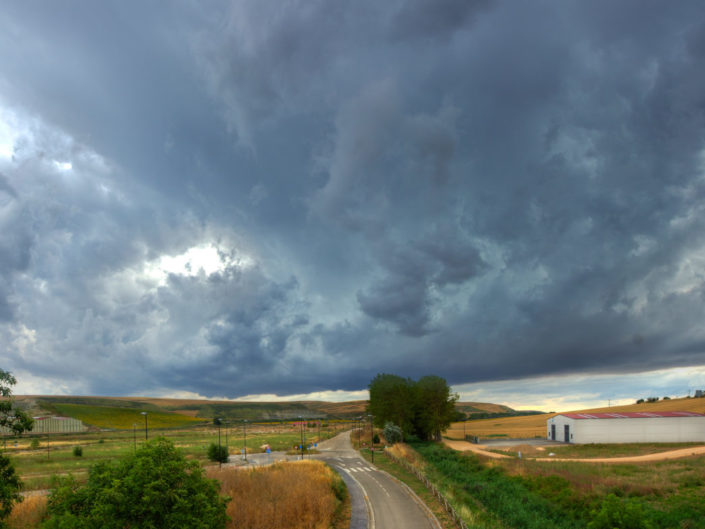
top-left (415, 375), bottom-right (459, 441)
top-left (1, 369), bottom-right (33, 527)
top-left (368, 373), bottom-right (458, 441)
top-left (43, 437), bottom-right (229, 529)
top-left (367, 373), bottom-right (417, 435)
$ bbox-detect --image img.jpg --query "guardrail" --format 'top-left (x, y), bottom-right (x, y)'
top-left (384, 448), bottom-right (470, 529)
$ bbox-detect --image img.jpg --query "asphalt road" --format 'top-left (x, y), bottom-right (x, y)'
top-left (314, 431), bottom-right (440, 529)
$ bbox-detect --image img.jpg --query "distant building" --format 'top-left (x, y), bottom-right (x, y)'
top-left (1, 416), bottom-right (87, 435)
top-left (547, 412), bottom-right (705, 444)
top-left (695, 389), bottom-right (704, 398)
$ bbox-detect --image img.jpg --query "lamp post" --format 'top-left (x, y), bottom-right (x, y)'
top-left (358, 416), bottom-right (362, 447)
top-left (369, 414), bottom-right (374, 463)
top-left (298, 416), bottom-right (304, 460)
top-left (217, 418), bottom-right (222, 468)
top-left (243, 420), bottom-right (248, 462)
top-left (141, 412), bottom-right (148, 441)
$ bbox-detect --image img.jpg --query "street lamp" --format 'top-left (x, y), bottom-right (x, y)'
top-left (298, 416), bottom-right (304, 460)
top-left (141, 412), bottom-right (148, 441)
top-left (217, 418), bottom-right (223, 468)
top-left (369, 414), bottom-right (374, 463)
top-left (243, 420), bottom-right (248, 462)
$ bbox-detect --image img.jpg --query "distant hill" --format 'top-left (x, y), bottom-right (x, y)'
top-left (15, 395), bottom-right (370, 425)
top-left (15, 395), bottom-right (520, 427)
top-left (449, 396), bottom-right (705, 439)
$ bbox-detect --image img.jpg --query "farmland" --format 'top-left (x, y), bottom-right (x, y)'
top-left (447, 396), bottom-right (705, 439)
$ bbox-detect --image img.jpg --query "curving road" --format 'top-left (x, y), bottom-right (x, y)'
top-left (314, 431), bottom-right (440, 529)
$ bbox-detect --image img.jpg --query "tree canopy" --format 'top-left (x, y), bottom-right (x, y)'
top-left (43, 437), bottom-right (229, 529)
top-left (368, 373), bottom-right (458, 441)
top-left (1, 369), bottom-right (33, 527)
top-left (0, 369), bottom-right (33, 436)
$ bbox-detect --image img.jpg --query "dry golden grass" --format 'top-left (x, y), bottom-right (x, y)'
top-left (446, 396), bottom-right (705, 439)
top-left (207, 461), bottom-right (346, 529)
top-left (7, 495), bottom-right (47, 529)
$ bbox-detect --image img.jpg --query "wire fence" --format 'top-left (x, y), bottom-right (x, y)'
top-left (384, 448), bottom-right (470, 529)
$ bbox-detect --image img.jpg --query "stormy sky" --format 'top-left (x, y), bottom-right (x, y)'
top-left (2, 1), bottom-right (705, 409)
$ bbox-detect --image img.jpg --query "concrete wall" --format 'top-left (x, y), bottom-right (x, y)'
top-left (547, 415), bottom-right (705, 443)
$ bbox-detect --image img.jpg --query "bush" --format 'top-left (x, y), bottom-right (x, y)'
top-left (587, 494), bottom-right (653, 529)
top-left (383, 422), bottom-right (403, 445)
top-left (1, 454), bottom-right (23, 526)
top-left (30, 438), bottom-right (40, 450)
top-left (42, 438), bottom-right (228, 529)
top-left (373, 433), bottom-right (380, 444)
top-left (73, 446), bottom-right (83, 457)
top-left (208, 443), bottom-right (229, 464)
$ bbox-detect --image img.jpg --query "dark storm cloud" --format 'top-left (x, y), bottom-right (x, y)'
top-left (1, 0), bottom-right (705, 398)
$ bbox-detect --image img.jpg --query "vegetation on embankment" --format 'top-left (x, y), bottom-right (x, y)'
top-left (207, 461), bottom-right (349, 529)
top-left (394, 442), bottom-right (705, 529)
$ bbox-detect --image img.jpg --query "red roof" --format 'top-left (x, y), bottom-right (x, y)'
top-left (559, 411), bottom-right (705, 420)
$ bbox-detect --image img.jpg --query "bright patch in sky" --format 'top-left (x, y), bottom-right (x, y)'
top-left (143, 244), bottom-right (253, 285)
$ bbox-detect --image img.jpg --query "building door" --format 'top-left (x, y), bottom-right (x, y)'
top-left (551, 424), bottom-right (556, 440)
top-left (564, 424), bottom-right (570, 443)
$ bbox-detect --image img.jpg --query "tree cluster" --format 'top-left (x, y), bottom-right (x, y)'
top-left (1, 369), bottom-right (33, 527)
top-left (43, 438), bottom-right (228, 528)
top-left (368, 373), bottom-right (458, 441)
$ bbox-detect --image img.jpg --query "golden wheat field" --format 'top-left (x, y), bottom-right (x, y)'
top-left (206, 460), bottom-right (348, 529)
top-left (446, 396), bottom-right (705, 439)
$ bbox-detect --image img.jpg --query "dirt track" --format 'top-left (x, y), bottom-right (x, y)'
top-left (442, 439), bottom-right (705, 463)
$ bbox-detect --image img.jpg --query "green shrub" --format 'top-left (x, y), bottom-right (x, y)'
top-left (73, 446), bottom-right (83, 457)
top-left (0, 454), bottom-right (23, 526)
top-left (587, 494), bottom-right (652, 529)
top-left (30, 438), bottom-right (41, 450)
top-left (383, 422), bottom-right (403, 445)
top-left (207, 443), bottom-right (229, 464)
top-left (373, 433), bottom-right (380, 444)
top-left (42, 438), bottom-right (228, 529)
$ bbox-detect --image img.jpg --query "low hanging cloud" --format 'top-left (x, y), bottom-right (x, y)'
top-left (1, 1), bottom-right (705, 400)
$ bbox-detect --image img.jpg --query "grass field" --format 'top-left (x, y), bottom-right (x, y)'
top-left (447, 396), bottom-right (705, 439)
top-left (394, 441), bottom-right (705, 529)
top-left (3, 422), bottom-right (347, 491)
top-left (49, 402), bottom-right (204, 429)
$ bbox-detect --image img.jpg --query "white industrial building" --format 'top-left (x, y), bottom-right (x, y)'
top-left (547, 411), bottom-right (705, 444)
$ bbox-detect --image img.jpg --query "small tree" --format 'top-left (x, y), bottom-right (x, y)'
top-left (207, 443), bottom-right (229, 464)
top-left (43, 438), bottom-right (228, 528)
top-left (383, 422), bottom-right (403, 445)
top-left (0, 369), bottom-right (33, 526)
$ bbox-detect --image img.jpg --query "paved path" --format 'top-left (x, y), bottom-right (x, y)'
top-left (443, 439), bottom-right (705, 463)
top-left (315, 431), bottom-right (440, 529)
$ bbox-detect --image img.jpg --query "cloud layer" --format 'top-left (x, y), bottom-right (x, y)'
top-left (1, 1), bottom-right (705, 400)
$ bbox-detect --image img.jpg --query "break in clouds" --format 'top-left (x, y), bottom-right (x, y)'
top-left (1, 0), bottom-right (705, 400)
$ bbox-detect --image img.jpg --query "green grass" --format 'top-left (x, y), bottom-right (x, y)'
top-left (539, 442), bottom-right (703, 459)
top-left (50, 403), bottom-right (204, 429)
top-left (360, 448), bottom-right (500, 529)
top-left (410, 442), bottom-right (705, 529)
top-left (3, 424), bottom-right (339, 491)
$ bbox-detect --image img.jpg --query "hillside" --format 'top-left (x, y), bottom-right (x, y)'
top-left (14, 395), bottom-right (370, 424)
top-left (15, 396), bottom-right (514, 426)
top-left (447, 396), bottom-right (705, 439)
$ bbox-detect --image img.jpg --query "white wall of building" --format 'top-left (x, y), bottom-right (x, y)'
top-left (547, 415), bottom-right (705, 444)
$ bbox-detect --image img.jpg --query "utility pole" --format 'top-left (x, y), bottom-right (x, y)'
top-left (133, 424), bottom-right (136, 451)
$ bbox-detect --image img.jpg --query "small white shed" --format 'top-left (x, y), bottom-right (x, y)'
top-left (547, 411), bottom-right (705, 444)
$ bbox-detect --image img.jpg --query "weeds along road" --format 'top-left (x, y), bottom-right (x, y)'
top-left (314, 431), bottom-right (440, 529)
